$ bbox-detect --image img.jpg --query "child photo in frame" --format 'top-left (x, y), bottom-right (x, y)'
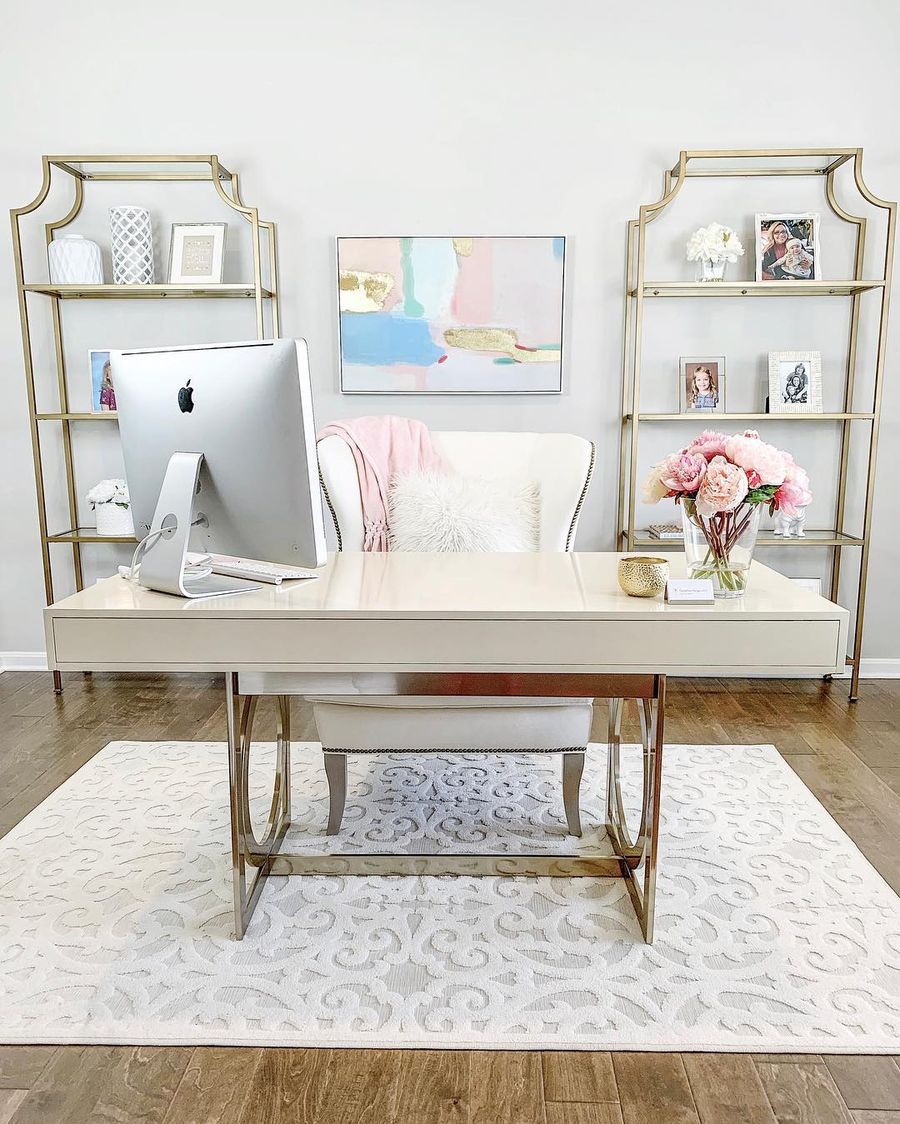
top-left (679, 357), bottom-right (725, 413)
top-left (756, 213), bottom-right (819, 281)
top-left (88, 349), bottom-right (115, 412)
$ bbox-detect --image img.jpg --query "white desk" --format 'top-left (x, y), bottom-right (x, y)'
top-left (45, 552), bottom-right (849, 942)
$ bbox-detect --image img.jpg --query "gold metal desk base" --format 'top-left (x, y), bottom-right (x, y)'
top-left (224, 672), bottom-right (665, 944)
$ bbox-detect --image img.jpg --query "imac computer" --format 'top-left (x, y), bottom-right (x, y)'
top-left (112, 338), bottom-right (327, 598)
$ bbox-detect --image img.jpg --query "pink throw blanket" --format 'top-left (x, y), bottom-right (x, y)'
top-left (318, 416), bottom-right (444, 551)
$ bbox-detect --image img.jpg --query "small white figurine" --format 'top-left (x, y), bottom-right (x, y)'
top-left (773, 509), bottom-right (807, 537)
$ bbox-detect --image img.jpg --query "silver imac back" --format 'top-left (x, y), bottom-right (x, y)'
top-left (113, 339), bottom-right (327, 596)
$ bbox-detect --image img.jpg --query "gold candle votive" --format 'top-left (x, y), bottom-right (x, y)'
top-left (617, 555), bottom-right (669, 598)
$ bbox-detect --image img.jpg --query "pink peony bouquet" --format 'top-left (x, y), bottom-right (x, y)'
top-left (643, 429), bottom-right (812, 593)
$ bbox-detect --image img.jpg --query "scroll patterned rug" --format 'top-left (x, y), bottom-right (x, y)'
top-left (1, 739), bottom-right (899, 1052)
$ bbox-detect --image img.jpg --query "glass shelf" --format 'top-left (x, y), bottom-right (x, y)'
top-left (678, 149), bottom-right (856, 177)
top-left (635, 281), bottom-right (884, 298)
top-left (629, 412), bottom-right (874, 422)
top-left (628, 529), bottom-right (865, 550)
top-left (23, 283), bottom-right (273, 300)
top-left (47, 155), bottom-right (233, 182)
top-left (36, 412), bottom-right (118, 421)
top-left (47, 526), bottom-right (137, 545)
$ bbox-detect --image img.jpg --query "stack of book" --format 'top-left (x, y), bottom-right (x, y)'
top-left (648, 523), bottom-right (684, 540)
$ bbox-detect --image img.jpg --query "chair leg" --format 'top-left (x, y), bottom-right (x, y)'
top-left (562, 751), bottom-right (585, 837)
top-left (324, 752), bottom-right (347, 836)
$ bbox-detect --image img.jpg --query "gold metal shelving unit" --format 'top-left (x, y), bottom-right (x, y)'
top-left (11, 155), bottom-right (281, 691)
top-left (618, 149), bottom-right (896, 701)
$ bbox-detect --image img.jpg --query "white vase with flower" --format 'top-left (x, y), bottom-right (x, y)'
top-left (87, 478), bottom-right (134, 537)
top-left (685, 223), bottom-right (745, 282)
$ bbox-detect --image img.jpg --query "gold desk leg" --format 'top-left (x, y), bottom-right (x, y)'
top-left (225, 673), bottom-right (291, 939)
top-left (224, 672), bottom-right (664, 944)
top-left (606, 675), bottom-right (665, 942)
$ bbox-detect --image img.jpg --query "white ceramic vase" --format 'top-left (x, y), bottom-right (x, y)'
top-left (48, 235), bottom-right (103, 284)
top-left (95, 503), bottom-right (134, 537)
top-left (109, 206), bottom-right (154, 285)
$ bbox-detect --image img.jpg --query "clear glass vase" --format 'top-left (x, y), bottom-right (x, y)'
top-left (697, 258), bottom-right (728, 282)
top-left (680, 500), bottom-right (761, 597)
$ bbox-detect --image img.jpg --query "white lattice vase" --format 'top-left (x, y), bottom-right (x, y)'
top-left (109, 206), bottom-right (154, 285)
top-left (48, 235), bottom-right (103, 284)
top-left (95, 503), bottom-right (134, 537)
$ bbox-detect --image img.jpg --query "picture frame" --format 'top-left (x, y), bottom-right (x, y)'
top-left (768, 350), bottom-right (823, 413)
top-left (679, 356), bottom-right (725, 413)
top-left (336, 235), bottom-right (565, 394)
top-left (167, 222), bottom-right (226, 284)
top-left (755, 213), bottom-right (820, 282)
top-left (88, 349), bottom-right (115, 412)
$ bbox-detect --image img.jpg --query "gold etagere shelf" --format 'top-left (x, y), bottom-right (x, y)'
top-left (617, 149), bottom-right (896, 701)
top-left (11, 154), bottom-right (281, 691)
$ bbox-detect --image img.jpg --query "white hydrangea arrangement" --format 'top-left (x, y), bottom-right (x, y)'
top-left (86, 478), bottom-right (130, 509)
top-left (685, 223), bottom-right (745, 265)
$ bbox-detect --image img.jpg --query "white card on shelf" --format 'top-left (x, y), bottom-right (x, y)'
top-left (665, 578), bottom-right (715, 604)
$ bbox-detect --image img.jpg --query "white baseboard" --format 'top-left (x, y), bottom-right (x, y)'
top-left (1, 651), bottom-right (899, 679)
top-left (841, 658), bottom-right (900, 679)
top-left (0, 652), bottom-right (49, 673)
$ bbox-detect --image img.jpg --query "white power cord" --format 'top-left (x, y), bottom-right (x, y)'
top-left (120, 529), bottom-right (213, 583)
top-left (125, 529), bottom-right (165, 580)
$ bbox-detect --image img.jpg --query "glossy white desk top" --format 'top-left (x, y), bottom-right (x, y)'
top-left (47, 552), bottom-right (846, 622)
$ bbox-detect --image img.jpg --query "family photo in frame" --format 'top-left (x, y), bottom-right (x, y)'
top-left (756, 213), bottom-right (819, 281)
top-left (768, 350), bottom-right (823, 413)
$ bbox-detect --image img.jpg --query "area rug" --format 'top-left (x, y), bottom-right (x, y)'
top-left (1, 740), bottom-right (899, 1052)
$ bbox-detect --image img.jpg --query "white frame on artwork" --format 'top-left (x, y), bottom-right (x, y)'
top-left (335, 234), bottom-right (566, 395)
top-left (755, 213), bottom-right (820, 282)
top-left (768, 350), bottom-right (823, 413)
top-left (168, 222), bottom-right (227, 284)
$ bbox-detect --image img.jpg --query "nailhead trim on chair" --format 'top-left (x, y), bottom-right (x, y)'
top-left (319, 466), bottom-right (342, 551)
top-left (565, 440), bottom-right (596, 551)
top-left (322, 746), bottom-right (588, 755)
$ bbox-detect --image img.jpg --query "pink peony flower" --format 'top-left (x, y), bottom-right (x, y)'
top-left (695, 455), bottom-right (749, 517)
top-left (775, 478), bottom-right (812, 517)
top-left (658, 451), bottom-right (707, 493)
top-left (641, 462), bottom-right (670, 504)
top-left (684, 429), bottom-right (728, 461)
top-left (782, 452), bottom-right (811, 486)
top-left (724, 432), bottom-right (786, 486)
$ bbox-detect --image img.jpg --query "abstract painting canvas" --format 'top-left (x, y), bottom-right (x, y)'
top-left (337, 236), bottom-right (565, 394)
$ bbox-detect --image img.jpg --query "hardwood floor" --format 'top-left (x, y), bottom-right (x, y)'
top-left (0, 671), bottom-right (899, 1122)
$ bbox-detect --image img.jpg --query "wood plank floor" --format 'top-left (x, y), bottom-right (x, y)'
top-left (0, 671), bottom-right (898, 1123)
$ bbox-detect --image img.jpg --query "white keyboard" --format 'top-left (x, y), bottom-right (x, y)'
top-left (208, 555), bottom-right (319, 586)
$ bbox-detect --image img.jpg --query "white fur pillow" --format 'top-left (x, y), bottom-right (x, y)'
top-left (388, 472), bottom-right (540, 552)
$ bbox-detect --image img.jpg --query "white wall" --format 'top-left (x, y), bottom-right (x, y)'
top-left (1, 0), bottom-right (899, 658)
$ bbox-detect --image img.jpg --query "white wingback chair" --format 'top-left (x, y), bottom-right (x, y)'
top-left (312, 430), bottom-right (596, 837)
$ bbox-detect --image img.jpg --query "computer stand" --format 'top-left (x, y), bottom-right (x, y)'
top-left (139, 452), bottom-right (255, 599)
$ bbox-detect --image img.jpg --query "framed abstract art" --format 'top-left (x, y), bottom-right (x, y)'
top-left (337, 235), bottom-right (565, 394)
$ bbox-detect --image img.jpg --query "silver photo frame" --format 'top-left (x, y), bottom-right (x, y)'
top-left (678, 356), bottom-right (726, 413)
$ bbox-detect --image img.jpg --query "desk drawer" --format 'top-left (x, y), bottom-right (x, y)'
top-left (49, 616), bottom-right (844, 674)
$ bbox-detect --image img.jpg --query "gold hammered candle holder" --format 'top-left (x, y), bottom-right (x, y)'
top-left (617, 556), bottom-right (669, 598)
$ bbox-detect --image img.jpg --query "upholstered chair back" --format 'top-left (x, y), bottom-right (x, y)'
top-left (318, 431), bottom-right (595, 553)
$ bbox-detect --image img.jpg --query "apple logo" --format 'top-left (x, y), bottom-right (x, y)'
top-left (178, 379), bottom-right (194, 413)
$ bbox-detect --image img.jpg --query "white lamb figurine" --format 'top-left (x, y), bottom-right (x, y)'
top-left (773, 509), bottom-right (807, 537)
